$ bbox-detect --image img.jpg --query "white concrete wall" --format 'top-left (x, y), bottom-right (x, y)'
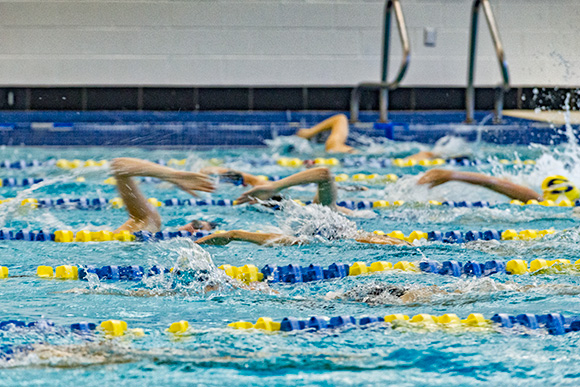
top-left (0, 0), bottom-right (577, 87)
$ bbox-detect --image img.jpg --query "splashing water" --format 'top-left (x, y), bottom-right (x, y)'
top-left (473, 113), bottom-right (494, 151)
top-left (158, 239), bottom-right (234, 294)
top-left (265, 135), bottom-right (313, 155)
top-left (431, 135), bottom-right (475, 160)
top-left (276, 200), bottom-right (358, 241)
top-left (76, 239), bottom-right (235, 297)
top-left (349, 133), bottom-right (429, 156)
top-left (0, 177), bottom-right (71, 227)
top-left (517, 92), bottom-right (580, 190)
top-left (563, 92), bottom-right (577, 147)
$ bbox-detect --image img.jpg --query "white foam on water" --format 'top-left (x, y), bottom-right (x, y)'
top-left (264, 135), bottom-right (313, 155)
top-left (276, 200), bottom-right (358, 241)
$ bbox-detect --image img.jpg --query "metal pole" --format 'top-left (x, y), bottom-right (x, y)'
top-left (466, 0), bottom-right (481, 124)
top-left (379, 1), bottom-right (393, 122)
top-left (350, 88), bottom-right (360, 123)
top-left (482, 0), bottom-right (509, 123)
top-left (350, 0), bottom-right (410, 124)
top-left (494, 86), bottom-right (504, 124)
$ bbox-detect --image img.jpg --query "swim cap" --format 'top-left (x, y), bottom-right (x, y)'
top-left (541, 175), bottom-right (580, 202)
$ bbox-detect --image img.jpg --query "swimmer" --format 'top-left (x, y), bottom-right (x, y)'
top-left (326, 282), bottom-right (445, 305)
top-left (199, 166), bottom-right (269, 187)
top-left (1, 341), bottom-right (260, 368)
top-left (111, 157), bottom-right (216, 234)
top-left (110, 158), bottom-right (407, 246)
top-left (418, 169), bottom-right (578, 203)
top-left (404, 136), bottom-right (473, 162)
top-left (328, 280), bottom-right (580, 305)
top-left (112, 158), bottom-right (354, 234)
top-left (195, 225), bottom-right (409, 246)
top-left (196, 167), bottom-right (408, 246)
top-left (235, 167), bottom-right (349, 213)
top-left (296, 114), bottom-right (473, 161)
top-left (201, 165), bottom-right (367, 192)
top-left (296, 114), bottom-right (355, 153)
top-left (206, 166), bottom-right (367, 215)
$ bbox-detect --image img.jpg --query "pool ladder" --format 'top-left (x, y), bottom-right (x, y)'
top-left (350, 0), bottom-right (410, 123)
top-left (466, 0), bottom-right (510, 124)
top-left (350, 0), bottom-right (509, 125)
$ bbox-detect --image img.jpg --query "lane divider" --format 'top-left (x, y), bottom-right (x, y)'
top-left (0, 318), bottom-right (143, 339)
top-left (1, 310), bottom-right (575, 362)
top-left (249, 156), bottom-right (536, 168)
top-left (4, 255), bottom-right (575, 284)
top-left (0, 159), bottom-right (49, 169)
top-left (7, 196), bottom-right (235, 208)
top-left (8, 195), bottom-right (580, 210)
top-left (218, 256), bottom-right (577, 285)
top-left (1, 157), bottom-right (535, 170)
top-left (0, 227), bottom-right (554, 244)
top-left (0, 174), bottom-right (400, 187)
top-left (227, 312), bottom-right (579, 336)
top-left (0, 308), bottom-right (576, 361)
top-left (0, 229), bottom-right (210, 242)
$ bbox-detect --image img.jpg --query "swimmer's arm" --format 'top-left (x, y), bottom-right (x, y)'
top-left (354, 234), bottom-right (410, 246)
top-left (405, 150), bottom-right (438, 161)
top-left (236, 167), bottom-right (337, 208)
top-left (111, 158), bottom-right (214, 233)
top-left (418, 169), bottom-right (542, 202)
top-left (399, 286), bottom-right (445, 303)
top-left (196, 230), bottom-right (302, 246)
top-left (296, 114), bottom-right (354, 153)
top-left (112, 158), bottom-right (214, 195)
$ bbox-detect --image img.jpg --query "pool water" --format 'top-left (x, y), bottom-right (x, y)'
top-left (1, 139), bottom-right (580, 386)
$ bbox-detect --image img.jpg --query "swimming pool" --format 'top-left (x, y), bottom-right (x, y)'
top-left (2, 130), bottom-right (580, 386)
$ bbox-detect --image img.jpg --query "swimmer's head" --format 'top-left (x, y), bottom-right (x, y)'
top-left (343, 283), bottom-right (408, 303)
top-left (178, 219), bottom-right (218, 233)
top-left (542, 175), bottom-right (580, 203)
top-left (172, 268), bottom-right (220, 292)
top-left (260, 194), bottom-right (285, 209)
top-left (366, 284), bottom-right (407, 298)
top-left (219, 171), bottom-right (245, 186)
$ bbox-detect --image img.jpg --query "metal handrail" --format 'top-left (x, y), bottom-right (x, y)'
top-left (350, 0), bottom-right (410, 123)
top-left (466, 0), bottom-right (510, 124)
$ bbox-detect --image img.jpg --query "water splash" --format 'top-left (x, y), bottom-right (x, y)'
top-left (431, 135), bottom-right (474, 160)
top-left (349, 133), bottom-right (426, 156)
top-left (264, 135), bottom-right (313, 155)
top-left (473, 113), bottom-right (494, 151)
top-left (276, 200), bottom-right (358, 241)
top-left (0, 177), bottom-right (71, 227)
top-left (563, 92), bottom-right (577, 146)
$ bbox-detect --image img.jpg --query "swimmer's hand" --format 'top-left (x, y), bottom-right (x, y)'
top-left (195, 231), bottom-right (233, 245)
top-left (417, 169), bottom-right (453, 188)
top-left (167, 171), bottom-right (215, 196)
top-left (236, 183), bottom-right (279, 204)
top-left (327, 144), bottom-right (356, 154)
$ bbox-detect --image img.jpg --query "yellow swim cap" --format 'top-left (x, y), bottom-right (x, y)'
top-left (541, 175), bottom-right (580, 203)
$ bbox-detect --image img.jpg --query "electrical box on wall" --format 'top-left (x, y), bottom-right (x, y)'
top-left (424, 28), bottom-right (437, 47)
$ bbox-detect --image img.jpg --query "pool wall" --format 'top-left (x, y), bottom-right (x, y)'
top-left (0, 0), bottom-right (578, 88)
top-left (0, 110), bottom-right (575, 146)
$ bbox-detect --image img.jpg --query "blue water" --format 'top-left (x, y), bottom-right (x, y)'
top-left (1, 141), bottom-right (580, 386)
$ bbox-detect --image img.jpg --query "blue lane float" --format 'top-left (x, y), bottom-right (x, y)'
top-left (230, 312), bottom-right (580, 336)
top-left (0, 228), bottom-right (211, 242)
top-left (0, 156), bottom-right (534, 170)
top-left (13, 197), bottom-right (235, 209)
top-left (5, 194), bottom-right (580, 210)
